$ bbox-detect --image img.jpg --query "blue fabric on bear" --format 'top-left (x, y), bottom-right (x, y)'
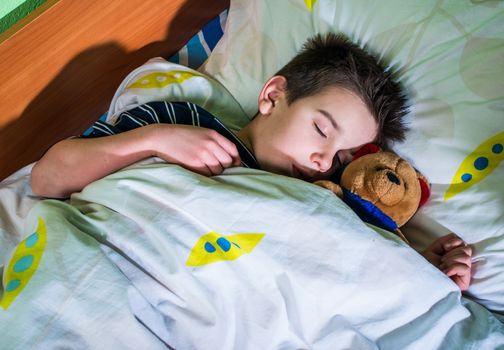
top-left (342, 189), bottom-right (398, 232)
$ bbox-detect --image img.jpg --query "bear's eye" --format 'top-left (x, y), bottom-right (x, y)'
top-left (386, 171), bottom-right (401, 185)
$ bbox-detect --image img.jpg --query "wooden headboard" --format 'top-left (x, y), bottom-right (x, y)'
top-left (0, 0), bottom-right (229, 180)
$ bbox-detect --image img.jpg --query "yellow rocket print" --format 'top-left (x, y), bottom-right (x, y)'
top-left (127, 70), bottom-right (202, 89)
top-left (1, 217), bottom-right (47, 310)
top-left (444, 131), bottom-right (503, 201)
top-left (304, 0), bottom-right (317, 11)
top-left (186, 232), bottom-right (265, 267)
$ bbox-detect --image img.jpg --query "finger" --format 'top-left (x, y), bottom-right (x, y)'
top-left (181, 151), bottom-right (214, 176)
top-left (451, 275), bottom-right (471, 291)
top-left (425, 233), bottom-right (458, 255)
top-left (440, 254), bottom-right (472, 270)
top-left (186, 163), bottom-right (212, 177)
top-left (195, 147), bottom-right (224, 176)
top-left (211, 132), bottom-right (241, 166)
top-left (443, 263), bottom-right (471, 277)
top-left (444, 253), bottom-right (472, 267)
top-left (205, 158), bottom-right (224, 176)
top-left (442, 245), bottom-right (472, 261)
top-left (442, 237), bottom-right (466, 252)
top-left (209, 143), bottom-right (235, 170)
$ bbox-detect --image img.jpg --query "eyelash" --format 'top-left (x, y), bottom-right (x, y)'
top-left (314, 123), bottom-right (327, 138)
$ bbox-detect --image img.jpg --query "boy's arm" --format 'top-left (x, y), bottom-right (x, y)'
top-left (31, 123), bottom-right (240, 198)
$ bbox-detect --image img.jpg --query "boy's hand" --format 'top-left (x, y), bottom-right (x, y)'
top-left (421, 233), bottom-right (473, 291)
top-left (150, 124), bottom-right (241, 176)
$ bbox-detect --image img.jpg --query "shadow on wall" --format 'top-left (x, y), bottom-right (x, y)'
top-left (0, 0), bottom-right (229, 180)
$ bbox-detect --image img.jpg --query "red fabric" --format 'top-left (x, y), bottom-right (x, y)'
top-left (352, 143), bottom-right (380, 161)
top-left (418, 177), bottom-right (431, 207)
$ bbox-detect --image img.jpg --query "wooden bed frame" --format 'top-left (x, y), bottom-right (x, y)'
top-left (0, 0), bottom-right (229, 180)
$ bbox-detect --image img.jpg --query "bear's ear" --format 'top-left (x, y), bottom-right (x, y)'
top-left (352, 143), bottom-right (381, 161)
top-left (416, 171), bottom-right (431, 207)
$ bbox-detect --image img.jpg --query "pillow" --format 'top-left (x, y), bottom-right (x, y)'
top-left (202, 0), bottom-right (504, 316)
top-left (82, 9), bottom-right (230, 136)
top-left (168, 9), bottom-right (228, 69)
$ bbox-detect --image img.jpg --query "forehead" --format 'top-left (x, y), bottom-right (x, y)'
top-left (302, 86), bottom-right (368, 111)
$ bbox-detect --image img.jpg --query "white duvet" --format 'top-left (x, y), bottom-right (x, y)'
top-left (4, 163), bottom-right (498, 349)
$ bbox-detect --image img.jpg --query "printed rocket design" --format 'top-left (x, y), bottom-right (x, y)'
top-left (186, 232), bottom-right (265, 267)
top-left (444, 131), bottom-right (503, 201)
top-left (127, 70), bottom-right (202, 89)
top-left (1, 217), bottom-right (47, 310)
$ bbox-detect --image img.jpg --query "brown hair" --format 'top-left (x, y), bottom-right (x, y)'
top-left (275, 32), bottom-right (409, 146)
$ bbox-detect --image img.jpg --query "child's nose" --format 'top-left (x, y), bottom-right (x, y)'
top-left (312, 153), bottom-right (333, 172)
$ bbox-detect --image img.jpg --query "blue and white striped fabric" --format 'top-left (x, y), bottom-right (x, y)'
top-left (84, 101), bottom-right (258, 169)
top-left (168, 10), bottom-right (228, 69)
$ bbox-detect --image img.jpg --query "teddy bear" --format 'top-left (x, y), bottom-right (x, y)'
top-left (315, 144), bottom-right (430, 243)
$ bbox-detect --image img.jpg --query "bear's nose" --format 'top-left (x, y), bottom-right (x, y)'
top-left (370, 169), bottom-right (405, 206)
top-left (387, 171), bottom-right (401, 185)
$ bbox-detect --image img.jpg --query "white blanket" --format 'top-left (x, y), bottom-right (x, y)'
top-left (24, 164), bottom-right (502, 349)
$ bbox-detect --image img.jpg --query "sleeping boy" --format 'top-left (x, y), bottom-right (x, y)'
top-left (31, 33), bottom-right (472, 291)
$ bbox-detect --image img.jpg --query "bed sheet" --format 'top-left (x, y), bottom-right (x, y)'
top-left (202, 0), bottom-right (504, 317)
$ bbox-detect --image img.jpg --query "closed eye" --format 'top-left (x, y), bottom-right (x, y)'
top-left (314, 123), bottom-right (327, 138)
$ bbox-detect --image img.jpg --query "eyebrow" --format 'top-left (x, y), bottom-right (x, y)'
top-left (317, 109), bottom-right (337, 129)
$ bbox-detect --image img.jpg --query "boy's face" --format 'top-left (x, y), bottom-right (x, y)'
top-left (252, 78), bottom-right (377, 182)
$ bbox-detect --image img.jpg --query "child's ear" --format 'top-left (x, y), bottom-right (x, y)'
top-left (258, 75), bottom-right (287, 115)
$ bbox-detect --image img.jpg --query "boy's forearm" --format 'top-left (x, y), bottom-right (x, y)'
top-left (31, 125), bottom-right (157, 198)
